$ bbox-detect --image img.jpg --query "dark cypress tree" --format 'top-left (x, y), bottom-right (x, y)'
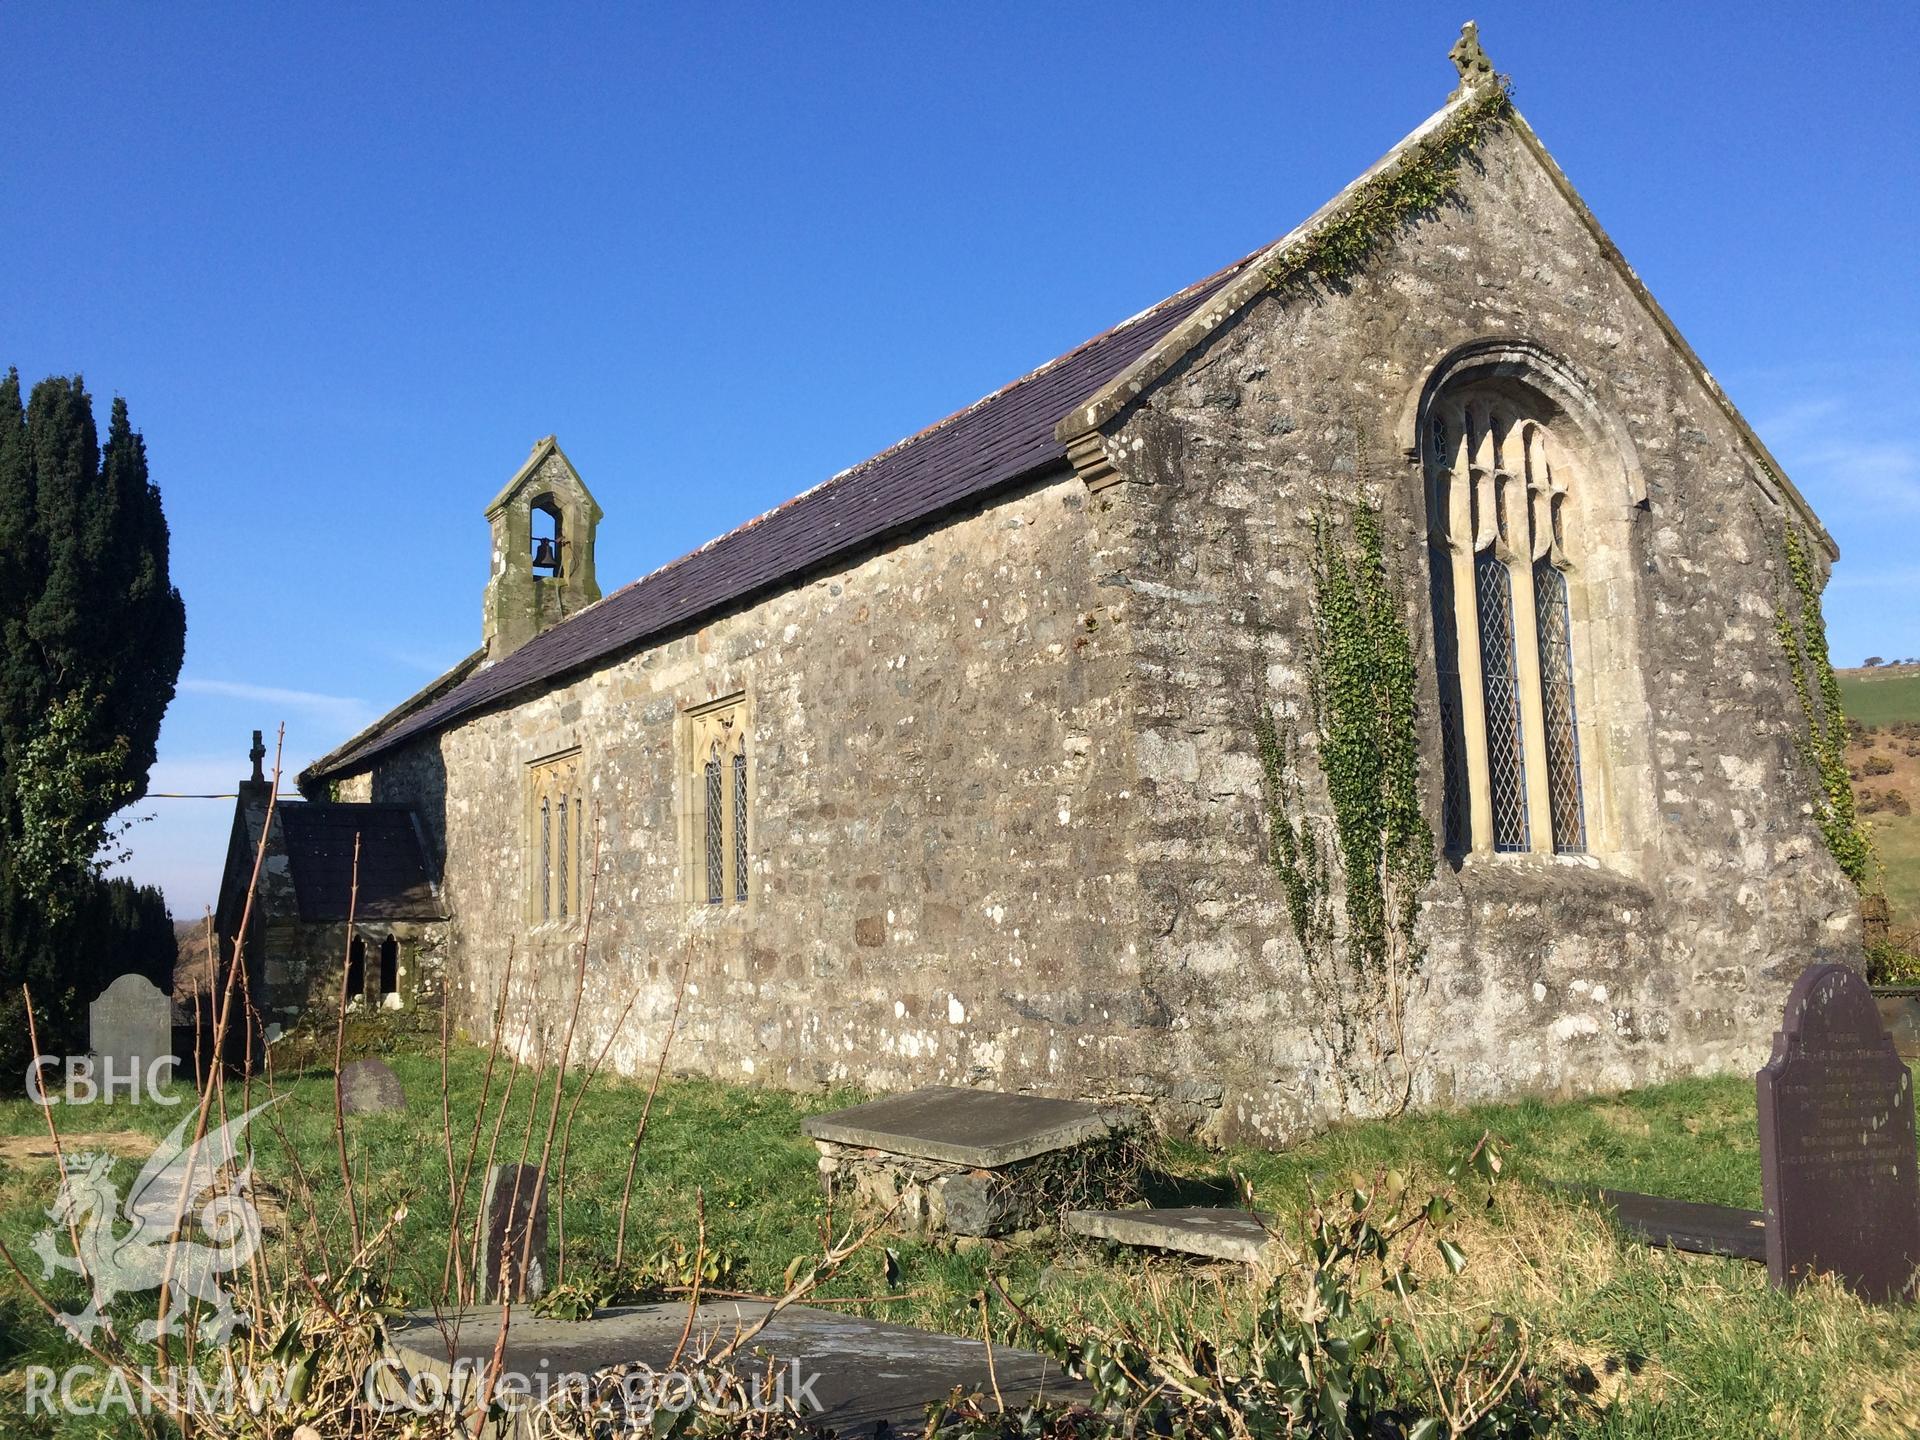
top-left (94, 396), bottom-right (186, 800)
top-left (0, 371), bottom-right (41, 774)
top-left (0, 373), bottom-right (185, 1084)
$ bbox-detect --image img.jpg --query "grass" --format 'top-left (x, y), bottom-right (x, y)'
top-left (1839, 665), bottom-right (1920, 933)
top-left (1872, 813), bottom-right (1920, 939)
top-left (1, 1047), bottom-right (1916, 1438)
top-left (1838, 666), bottom-right (1920, 730)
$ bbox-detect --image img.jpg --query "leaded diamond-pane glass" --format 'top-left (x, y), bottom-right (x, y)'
top-left (1534, 561), bottom-right (1587, 853)
top-left (1476, 552), bottom-right (1530, 852)
top-left (539, 798), bottom-right (551, 922)
top-left (704, 758), bottom-right (724, 904)
top-left (732, 752), bottom-right (748, 901)
top-left (1431, 553), bottom-right (1469, 853)
top-left (557, 791), bottom-right (570, 920)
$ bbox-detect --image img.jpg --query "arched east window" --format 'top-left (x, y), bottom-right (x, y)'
top-left (1428, 392), bottom-right (1587, 856)
top-left (378, 936), bottom-right (399, 996)
top-left (346, 937), bottom-right (366, 999)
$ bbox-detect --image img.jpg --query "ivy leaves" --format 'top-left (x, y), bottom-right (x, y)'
top-left (1308, 505), bottom-right (1435, 980)
top-left (1265, 84), bottom-right (1515, 299)
top-left (1776, 522), bottom-right (1874, 888)
top-left (1255, 501), bottom-right (1437, 1104)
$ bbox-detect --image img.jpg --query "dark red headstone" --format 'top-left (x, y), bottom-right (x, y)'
top-left (1757, 964), bottom-right (1920, 1304)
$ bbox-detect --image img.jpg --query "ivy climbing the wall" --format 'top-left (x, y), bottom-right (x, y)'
top-left (1256, 503), bottom-right (1436, 1111)
top-left (1775, 520), bottom-right (1874, 888)
top-left (1264, 81), bottom-right (1514, 298)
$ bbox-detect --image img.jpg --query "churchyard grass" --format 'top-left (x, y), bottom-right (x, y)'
top-left (1, 1044), bottom-right (1916, 1437)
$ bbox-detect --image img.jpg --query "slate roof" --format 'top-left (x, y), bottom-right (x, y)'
top-left (306, 245), bottom-right (1262, 779)
top-left (277, 803), bottom-right (445, 922)
top-left (305, 80), bottom-right (1832, 787)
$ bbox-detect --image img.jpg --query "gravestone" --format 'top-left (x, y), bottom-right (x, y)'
top-left (338, 1058), bottom-right (407, 1114)
top-left (1067, 1206), bottom-right (1280, 1266)
top-left (479, 1163), bottom-right (548, 1302)
top-left (388, 1299), bottom-right (1085, 1437)
top-left (804, 1086), bottom-right (1142, 1237)
top-left (88, 974), bottom-right (174, 1090)
top-left (1757, 963), bottom-right (1920, 1304)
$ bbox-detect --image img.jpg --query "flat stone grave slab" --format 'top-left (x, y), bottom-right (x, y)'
top-left (1067, 1206), bottom-right (1275, 1265)
top-left (804, 1086), bottom-right (1128, 1167)
top-left (1759, 963), bottom-right (1920, 1304)
top-left (1554, 1185), bottom-right (1766, 1263)
top-left (391, 1301), bottom-right (1084, 1438)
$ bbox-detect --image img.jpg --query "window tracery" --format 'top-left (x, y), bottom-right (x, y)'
top-left (1428, 389), bottom-right (1587, 856)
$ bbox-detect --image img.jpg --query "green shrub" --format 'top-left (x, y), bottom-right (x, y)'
top-left (1865, 937), bottom-right (1920, 986)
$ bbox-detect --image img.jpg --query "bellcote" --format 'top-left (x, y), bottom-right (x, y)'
top-left (482, 436), bottom-right (603, 662)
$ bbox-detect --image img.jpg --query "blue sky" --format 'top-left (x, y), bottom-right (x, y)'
top-left (3, 4), bottom-right (1914, 914)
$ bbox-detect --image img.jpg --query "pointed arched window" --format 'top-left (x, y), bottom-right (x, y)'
top-left (704, 750), bottom-right (725, 904)
top-left (686, 694), bottom-right (751, 908)
top-left (1428, 391), bottom-right (1586, 856)
top-left (527, 749), bottom-right (586, 923)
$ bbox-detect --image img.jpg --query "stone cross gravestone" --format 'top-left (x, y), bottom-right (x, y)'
top-left (1757, 963), bottom-right (1920, 1304)
top-left (89, 974), bottom-right (174, 1091)
top-left (479, 1163), bottom-right (548, 1303)
top-left (338, 1058), bottom-right (407, 1114)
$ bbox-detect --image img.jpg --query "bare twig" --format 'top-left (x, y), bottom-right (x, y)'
top-left (705, 1204), bottom-right (898, 1366)
top-left (154, 724), bottom-right (284, 1371)
top-left (21, 992), bottom-right (90, 1295)
top-left (614, 937), bottom-right (694, 1272)
top-left (980, 1288), bottom-right (1005, 1412)
top-left (467, 1008), bottom-right (528, 1293)
top-left (668, 1188), bottom-right (711, 1371)
top-left (530, 804), bottom-right (600, 1289)
top-left (438, 939), bottom-right (460, 1302)
top-left (556, 988), bottom-right (635, 1282)
top-left (446, 938), bottom-right (514, 1302)
top-left (332, 831), bottom-right (366, 1257)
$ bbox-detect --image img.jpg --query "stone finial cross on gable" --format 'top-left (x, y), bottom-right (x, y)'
top-left (249, 729), bottom-right (266, 784)
top-left (1449, 21), bottom-right (1496, 98)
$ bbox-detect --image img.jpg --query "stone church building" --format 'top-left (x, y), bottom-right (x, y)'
top-left (273, 36), bottom-right (1857, 1139)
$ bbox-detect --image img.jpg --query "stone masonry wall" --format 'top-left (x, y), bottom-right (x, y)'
top-left (338, 475), bottom-right (1165, 1103)
top-left (1087, 119), bottom-right (1858, 1139)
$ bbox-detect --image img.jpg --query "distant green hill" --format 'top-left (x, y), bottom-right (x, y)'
top-left (1838, 667), bottom-right (1920, 728)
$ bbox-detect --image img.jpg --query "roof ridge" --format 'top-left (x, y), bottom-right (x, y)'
top-left (584, 243), bottom-right (1266, 617)
top-left (295, 164), bottom-right (1325, 781)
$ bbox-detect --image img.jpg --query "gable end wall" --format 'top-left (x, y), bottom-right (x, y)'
top-left (1089, 119), bottom-right (1857, 1139)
